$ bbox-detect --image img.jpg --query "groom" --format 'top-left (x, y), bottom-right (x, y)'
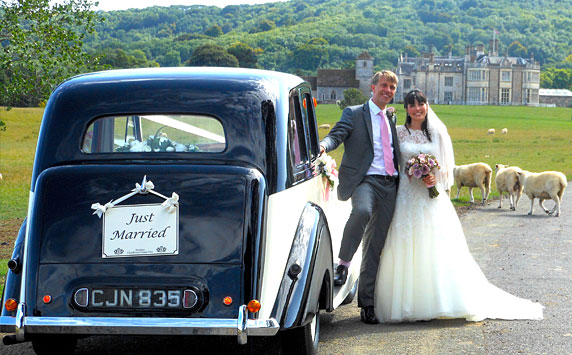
top-left (319, 70), bottom-right (400, 324)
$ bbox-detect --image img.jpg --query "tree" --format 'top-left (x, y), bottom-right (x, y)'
top-left (507, 41), bottom-right (527, 58)
top-left (227, 42), bottom-right (258, 68)
top-left (337, 88), bottom-right (368, 109)
top-left (98, 48), bottom-right (159, 69)
top-left (204, 24), bottom-right (223, 37)
top-left (249, 19), bottom-right (276, 33)
top-left (0, 0), bottom-right (101, 108)
top-left (185, 44), bottom-right (239, 67)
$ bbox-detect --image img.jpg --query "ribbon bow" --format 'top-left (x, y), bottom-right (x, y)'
top-left (135, 179), bottom-right (155, 193)
top-left (161, 192), bottom-right (179, 213)
top-left (91, 201), bottom-right (113, 218)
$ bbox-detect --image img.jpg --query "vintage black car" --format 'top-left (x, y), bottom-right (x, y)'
top-left (0, 67), bottom-right (359, 354)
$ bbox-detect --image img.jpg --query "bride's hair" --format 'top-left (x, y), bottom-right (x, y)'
top-left (404, 89), bottom-right (432, 142)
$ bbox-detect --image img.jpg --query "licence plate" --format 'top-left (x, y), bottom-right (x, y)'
top-left (83, 288), bottom-right (196, 310)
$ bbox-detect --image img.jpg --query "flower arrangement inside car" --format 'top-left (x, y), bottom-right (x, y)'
top-left (115, 133), bottom-right (200, 153)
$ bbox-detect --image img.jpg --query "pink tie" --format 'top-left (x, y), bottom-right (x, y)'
top-left (378, 111), bottom-right (395, 176)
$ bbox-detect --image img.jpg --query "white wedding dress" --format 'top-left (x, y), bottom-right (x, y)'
top-left (374, 126), bottom-right (543, 322)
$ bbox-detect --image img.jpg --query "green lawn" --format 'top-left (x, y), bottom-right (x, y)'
top-left (317, 103), bottom-right (572, 203)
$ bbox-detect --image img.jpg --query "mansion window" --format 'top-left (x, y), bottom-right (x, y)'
top-left (468, 87), bottom-right (487, 102)
top-left (501, 88), bottom-right (511, 104)
top-left (444, 91), bottom-right (453, 102)
top-left (501, 71), bottom-right (511, 82)
top-left (523, 89), bottom-right (538, 104)
top-left (403, 79), bottom-right (411, 90)
top-left (444, 77), bottom-right (453, 87)
top-left (468, 70), bottom-right (487, 81)
top-left (524, 72), bottom-right (539, 83)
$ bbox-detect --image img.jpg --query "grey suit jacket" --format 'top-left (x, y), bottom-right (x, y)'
top-left (320, 103), bottom-right (400, 201)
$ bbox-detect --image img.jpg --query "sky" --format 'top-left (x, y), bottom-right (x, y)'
top-left (90, 0), bottom-right (288, 11)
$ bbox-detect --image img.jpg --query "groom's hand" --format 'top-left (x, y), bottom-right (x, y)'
top-left (319, 144), bottom-right (326, 156)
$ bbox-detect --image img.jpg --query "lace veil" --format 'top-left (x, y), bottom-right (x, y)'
top-left (427, 105), bottom-right (455, 191)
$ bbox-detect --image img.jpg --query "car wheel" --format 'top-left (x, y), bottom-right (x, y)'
top-left (281, 308), bottom-right (320, 355)
top-left (341, 278), bottom-right (358, 305)
top-left (31, 335), bottom-right (77, 355)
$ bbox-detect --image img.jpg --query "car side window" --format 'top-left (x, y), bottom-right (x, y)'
top-left (302, 91), bottom-right (319, 161)
top-left (82, 115), bottom-right (226, 153)
top-left (288, 93), bottom-right (309, 168)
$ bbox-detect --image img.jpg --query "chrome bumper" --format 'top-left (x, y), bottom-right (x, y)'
top-left (0, 305), bottom-right (278, 345)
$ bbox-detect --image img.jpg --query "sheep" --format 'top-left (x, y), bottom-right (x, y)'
top-left (494, 164), bottom-right (523, 210)
top-left (488, 128), bottom-right (495, 135)
top-left (501, 128), bottom-right (508, 134)
top-left (517, 170), bottom-right (567, 217)
top-left (319, 124), bottom-right (331, 130)
top-left (454, 162), bottom-right (492, 204)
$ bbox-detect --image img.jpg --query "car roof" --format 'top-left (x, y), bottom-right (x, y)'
top-left (32, 67), bottom-right (307, 188)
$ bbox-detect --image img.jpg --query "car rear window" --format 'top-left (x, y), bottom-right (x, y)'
top-left (82, 114), bottom-right (226, 153)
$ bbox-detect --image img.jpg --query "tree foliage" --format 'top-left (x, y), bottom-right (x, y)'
top-left (337, 88), bottom-right (368, 109)
top-left (227, 42), bottom-right (258, 68)
top-left (185, 44), bottom-right (239, 67)
top-left (0, 0), bottom-right (101, 107)
top-left (204, 24), bottom-right (223, 37)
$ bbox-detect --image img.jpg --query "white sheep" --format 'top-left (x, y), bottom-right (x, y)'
top-left (501, 128), bottom-right (508, 134)
top-left (494, 164), bottom-right (523, 210)
top-left (319, 124), bottom-right (331, 130)
top-left (488, 128), bottom-right (495, 135)
top-left (517, 170), bottom-right (567, 217)
top-left (454, 162), bottom-right (492, 204)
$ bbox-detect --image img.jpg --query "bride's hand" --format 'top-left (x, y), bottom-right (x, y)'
top-left (422, 174), bottom-right (436, 187)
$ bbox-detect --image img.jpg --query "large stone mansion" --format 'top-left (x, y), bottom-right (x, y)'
top-left (396, 39), bottom-right (540, 105)
top-left (304, 39), bottom-right (542, 106)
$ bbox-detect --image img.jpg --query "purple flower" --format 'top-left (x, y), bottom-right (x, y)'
top-left (422, 164), bottom-right (430, 175)
top-left (428, 158), bottom-right (435, 167)
top-left (413, 168), bottom-right (423, 179)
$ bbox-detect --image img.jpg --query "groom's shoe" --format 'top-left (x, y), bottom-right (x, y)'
top-left (360, 306), bottom-right (379, 324)
top-left (333, 264), bottom-right (348, 286)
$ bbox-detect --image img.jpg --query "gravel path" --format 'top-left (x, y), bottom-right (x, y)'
top-left (2, 186), bottom-right (570, 354)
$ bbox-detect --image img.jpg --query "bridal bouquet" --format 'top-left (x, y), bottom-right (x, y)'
top-left (405, 153), bottom-right (440, 198)
top-left (315, 153), bottom-right (338, 191)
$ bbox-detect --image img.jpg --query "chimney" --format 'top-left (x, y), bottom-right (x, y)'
top-left (476, 44), bottom-right (485, 57)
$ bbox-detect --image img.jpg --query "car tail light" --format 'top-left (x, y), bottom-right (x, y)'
top-left (223, 296), bottom-right (233, 306)
top-left (5, 298), bottom-right (17, 312)
top-left (247, 299), bottom-right (261, 313)
top-left (313, 97), bottom-right (318, 107)
top-left (183, 289), bottom-right (198, 309)
top-left (42, 295), bottom-right (52, 304)
top-left (74, 288), bottom-right (88, 307)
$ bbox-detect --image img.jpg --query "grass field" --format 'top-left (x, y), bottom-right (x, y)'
top-left (317, 103), bottom-right (572, 188)
top-left (0, 104), bottom-right (571, 293)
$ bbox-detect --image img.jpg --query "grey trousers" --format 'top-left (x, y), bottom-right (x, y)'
top-left (338, 175), bottom-right (397, 308)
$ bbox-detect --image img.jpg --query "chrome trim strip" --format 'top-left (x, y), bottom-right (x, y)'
top-left (0, 316), bottom-right (17, 333)
top-left (0, 311), bottom-right (280, 342)
top-left (15, 192), bottom-right (35, 340)
top-left (237, 305), bottom-right (247, 344)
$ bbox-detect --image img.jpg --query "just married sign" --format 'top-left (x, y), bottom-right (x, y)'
top-left (91, 176), bottom-right (180, 258)
top-left (102, 203), bottom-right (178, 258)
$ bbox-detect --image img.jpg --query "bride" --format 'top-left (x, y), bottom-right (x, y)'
top-left (374, 89), bottom-right (543, 322)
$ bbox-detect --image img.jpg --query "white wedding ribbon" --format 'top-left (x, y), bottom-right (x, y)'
top-left (91, 176), bottom-right (178, 218)
top-left (91, 201), bottom-right (114, 218)
top-left (135, 179), bottom-right (155, 193)
top-left (161, 192), bottom-right (179, 213)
